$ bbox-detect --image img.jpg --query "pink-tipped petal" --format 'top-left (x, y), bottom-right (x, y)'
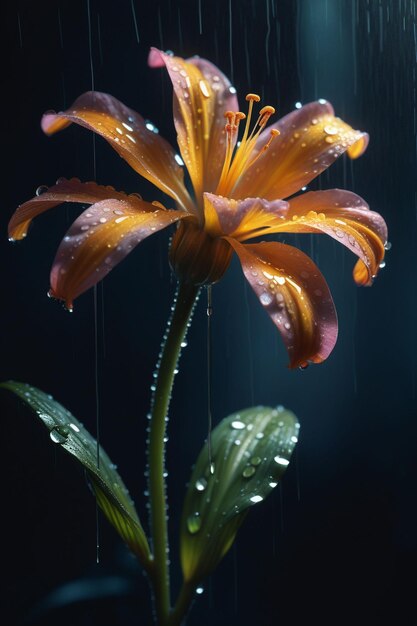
top-left (8, 178), bottom-right (142, 241)
top-left (203, 192), bottom-right (288, 239)
top-left (227, 238), bottom-right (338, 368)
top-left (41, 92), bottom-right (193, 212)
top-left (49, 198), bottom-right (189, 309)
top-left (148, 48), bottom-right (238, 201)
top-left (232, 101), bottom-right (369, 200)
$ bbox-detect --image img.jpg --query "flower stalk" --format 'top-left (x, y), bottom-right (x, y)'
top-left (148, 280), bottom-right (200, 624)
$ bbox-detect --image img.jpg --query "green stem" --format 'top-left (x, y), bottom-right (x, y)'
top-left (168, 583), bottom-right (195, 626)
top-left (148, 281), bottom-right (200, 625)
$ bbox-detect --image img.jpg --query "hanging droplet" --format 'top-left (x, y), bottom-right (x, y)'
top-left (187, 513), bottom-right (202, 534)
top-left (384, 241), bottom-right (392, 251)
top-left (242, 466), bottom-right (256, 478)
top-left (195, 478), bottom-right (207, 492)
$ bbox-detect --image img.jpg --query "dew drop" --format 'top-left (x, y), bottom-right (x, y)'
top-left (384, 241), bottom-right (392, 250)
top-left (36, 185), bottom-right (49, 196)
top-left (196, 587), bottom-right (204, 595)
top-left (260, 292), bottom-right (273, 306)
top-left (231, 420), bottom-right (246, 430)
top-left (250, 495), bottom-right (263, 503)
top-left (242, 466), bottom-right (256, 478)
top-left (199, 79), bottom-right (210, 98)
top-left (187, 513), bottom-right (201, 534)
top-left (50, 425), bottom-right (69, 444)
top-left (250, 456), bottom-right (262, 466)
top-left (274, 455), bottom-right (289, 466)
top-left (195, 478), bottom-right (207, 492)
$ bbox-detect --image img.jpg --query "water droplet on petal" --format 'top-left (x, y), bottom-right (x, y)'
top-left (36, 185), bottom-right (49, 196)
top-left (260, 292), bottom-right (273, 306)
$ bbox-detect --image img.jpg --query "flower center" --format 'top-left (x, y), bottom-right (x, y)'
top-left (215, 93), bottom-right (280, 197)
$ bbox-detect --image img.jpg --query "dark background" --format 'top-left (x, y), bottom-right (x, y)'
top-left (2, 1), bottom-right (416, 625)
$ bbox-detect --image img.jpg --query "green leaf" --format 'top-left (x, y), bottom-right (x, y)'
top-left (1, 381), bottom-right (152, 568)
top-left (180, 405), bottom-right (299, 584)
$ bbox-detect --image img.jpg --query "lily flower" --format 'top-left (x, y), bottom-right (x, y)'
top-left (9, 48), bottom-right (387, 368)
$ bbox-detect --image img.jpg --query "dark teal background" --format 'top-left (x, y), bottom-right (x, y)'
top-left (2, 1), bottom-right (416, 624)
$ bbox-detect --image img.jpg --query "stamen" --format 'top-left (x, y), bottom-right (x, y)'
top-left (216, 94), bottom-right (278, 196)
top-left (245, 93), bottom-right (261, 102)
top-left (246, 128), bottom-right (280, 169)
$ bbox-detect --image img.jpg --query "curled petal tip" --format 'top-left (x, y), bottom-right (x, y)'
top-left (148, 47), bottom-right (165, 68)
top-left (347, 132), bottom-right (369, 159)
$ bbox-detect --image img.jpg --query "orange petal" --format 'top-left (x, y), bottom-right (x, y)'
top-left (49, 199), bottom-right (188, 309)
top-left (232, 101), bottom-right (369, 200)
top-left (41, 92), bottom-right (193, 212)
top-left (8, 178), bottom-right (145, 241)
top-left (226, 238), bottom-right (338, 368)
top-left (203, 192), bottom-right (288, 239)
top-left (283, 189), bottom-right (387, 285)
top-left (148, 48), bottom-right (238, 203)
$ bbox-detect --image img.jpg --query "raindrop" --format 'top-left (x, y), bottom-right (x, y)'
top-left (295, 101), bottom-right (302, 109)
top-left (379, 261), bottom-right (386, 269)
top-left (50, 425), bottom-right (69, 444)
top-left (195, 478), bottom-right (207, 492)
top-left (231, 420), bottom-right (246, 430)
top-left (250, 456), bottom-right (262, 466)
top-left (269, 482), bottom-right (278, 488)
top-left (250, 495), bottom-right (263, 503)
top-left (260, 292), bottom-right (273, 306)
top-left (36, 185), bottom-right (49, 196)
top-left (384, 241), bottom-right (392, 250)
top-left (187, 513), bottom-right (201, 534)
top-left (242, 466), bottom-right (256, 478)
top-left (196, 587), bottom-right (204, 595)
top-left (274, 455), bottom-right (289, 466)
top-left (69, 423), bottom-right (80, 433)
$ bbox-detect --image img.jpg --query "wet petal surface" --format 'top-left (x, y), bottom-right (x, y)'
top-left (227, 239), bottom-right (338, 368)
top-left (149, 48), bottom-right (238, 204)
top-left (8, 178), bottom-right (143, 240)
top-left (203, 192), bottom-right (288, 239)
top-left (284, 189), bottom-right (387, 285)
top-left (49, 198), bottom-right (188, 308)
top-left (41, 92), bottom-right (192, 211)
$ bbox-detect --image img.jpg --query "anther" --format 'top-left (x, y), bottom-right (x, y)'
top-left (245, 93), bottom-right (261, 102)
top-left (224, 111), bottom-right (235, 122)
top-left (259, 105), bottom-right (275, 116)
top-left (235, 112), bottom-right (246, 121)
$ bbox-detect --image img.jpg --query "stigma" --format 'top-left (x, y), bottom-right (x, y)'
top-left (216, 94), bottom-right (279, 196)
